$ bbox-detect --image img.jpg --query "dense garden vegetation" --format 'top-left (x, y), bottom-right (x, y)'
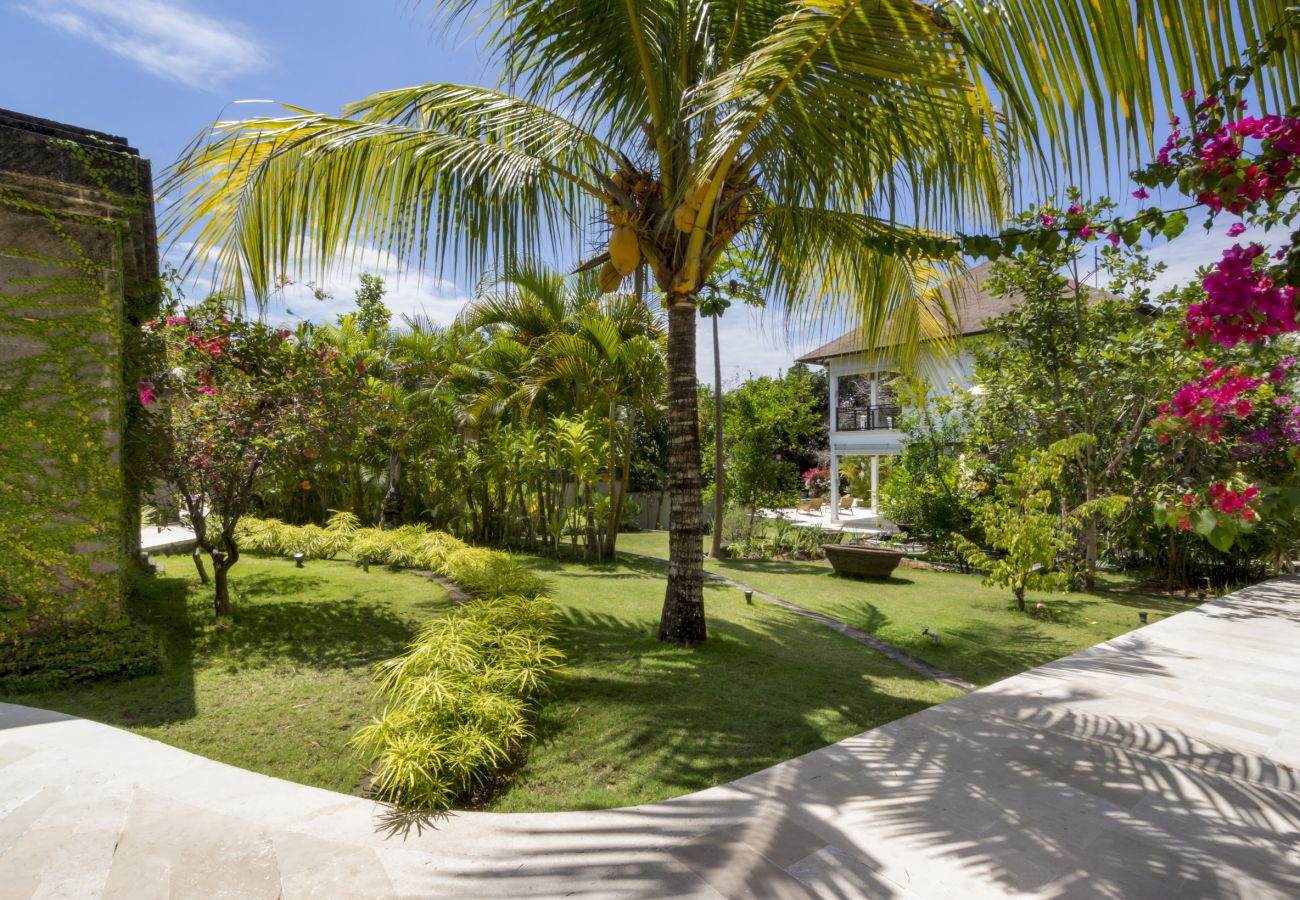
top-left (6, 0), bottom-right (1300, 822)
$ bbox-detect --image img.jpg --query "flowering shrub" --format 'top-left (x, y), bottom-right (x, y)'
top-left (1131, 71), bottom-right (1300, 550)
top-left (801, 464), bottom-right (830, 496)
top-left (1151, 363), bottom-right (1263, 444)
top-left (141, 302), bottom-right (363, 613)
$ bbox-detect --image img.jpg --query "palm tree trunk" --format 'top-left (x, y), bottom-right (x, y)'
top-left (380, 449), bottom-right (403, 530)
top-left (659, 295), bottom-right (706, 646)
top-left (709, 313), bottom-right (728, 559)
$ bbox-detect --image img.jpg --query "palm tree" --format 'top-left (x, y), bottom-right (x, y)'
top-left (164, 0), bottom-right (1299, 646)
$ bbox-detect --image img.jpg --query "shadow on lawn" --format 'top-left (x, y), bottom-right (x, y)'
top-left (518, 601), bottom-right (946, 809)
top-left (4, 566), bottom-right (428, 730)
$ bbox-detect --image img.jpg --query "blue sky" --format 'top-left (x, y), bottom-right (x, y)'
top-left (1, 0), bottom-right (1276, 380)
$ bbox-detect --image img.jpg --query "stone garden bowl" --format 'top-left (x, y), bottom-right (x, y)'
top-left (822, 543), bottom-right (906, 578)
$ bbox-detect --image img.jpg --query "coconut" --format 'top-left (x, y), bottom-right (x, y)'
top-left (673, 204), bottom-right (696, 234)
top-left (598, 261), bottom-right (623, 293)
top-left (609, 225), bottom-right (640, 275)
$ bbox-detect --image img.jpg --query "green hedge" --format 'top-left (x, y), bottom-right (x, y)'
top-left (234, 514), bottom-right (546, 598)
top-left (0, 619), bottom-right (161, 692)
top-left (234, 513), bottom-right (559, 809)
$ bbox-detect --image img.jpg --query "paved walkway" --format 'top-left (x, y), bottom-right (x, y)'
top-left (3, 579), bottom-right (1300, 899)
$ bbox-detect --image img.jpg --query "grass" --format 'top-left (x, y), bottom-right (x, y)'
top-left (0, 555), bottom-right (452, 794)
top-left (489, 553), bottom-right (959, 812)
top-left (615, 530), bottom-right (1198, 687)
top-left (0, 548), bottom-right (960, 812)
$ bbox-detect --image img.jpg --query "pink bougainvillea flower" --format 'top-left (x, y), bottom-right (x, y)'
top-left (1181, 88), bottom-right (1196, 100)
top-left (1132, 187), bottom-right (1150, 200)
top-left (1067, 203), bottom-right (1083, 216)
top-left (1079, 224), bottom-right (1095, 239)
top-left (1039, 214), bottom-right (1057, 228)
top-left (137, 380), bottom-right (157, 406)
top-left (198, 386), bottom-right (218, 396)
top-left (1226, 222), bottom-right (1246, 237)
top-left (1106, 232), bottom-right (1122, 247)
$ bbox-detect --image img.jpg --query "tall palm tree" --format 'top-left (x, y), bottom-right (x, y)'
top-left (164, 0), bottom-right (1299, 646)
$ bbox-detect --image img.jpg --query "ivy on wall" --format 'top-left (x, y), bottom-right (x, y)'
top-left (0, 128), bottom-right (160, 641)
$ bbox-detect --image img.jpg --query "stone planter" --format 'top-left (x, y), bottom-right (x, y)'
top-left (822, 543), bottom-right (906, 578)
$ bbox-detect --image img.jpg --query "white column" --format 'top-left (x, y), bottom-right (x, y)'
top-left (870, 455), bottom-right (880, 513)
top-left (829, 451), bottom-right (840, 523)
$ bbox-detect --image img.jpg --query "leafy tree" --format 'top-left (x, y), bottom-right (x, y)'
top-left (143, 303), bottom-right (362, 613)
top-left (721, 366), bottom-right (826, 514)
top-left (879, 380), bottom-right (983, 559)
top-left (957, 435), bottom-right (1125, 611)
top-left (347, 273), bottom-right (392, 334)
top-left (165, 0), bottom-right (1295, 644)
top-left (971, 198), bottom-right (1197, 587)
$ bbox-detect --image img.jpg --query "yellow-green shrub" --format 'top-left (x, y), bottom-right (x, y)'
top-left (350, 595), bottom-right (564, 810)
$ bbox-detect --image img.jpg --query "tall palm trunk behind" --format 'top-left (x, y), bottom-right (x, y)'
top-left (660, 296), bottom-right (706, 645)
top-left (709, 314), bottom-right (727, 559)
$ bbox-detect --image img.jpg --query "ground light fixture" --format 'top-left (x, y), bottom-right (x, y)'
top-left (293, 552), bottom-right (306, 568)
top-left (744, 589), bottom-right (753, 605)
top-left (921, 625), bottom-right (940, 645)
top-left (1139, 611), bottom-right (1149, 625)
top-left (360, 553), bottom-right (370, 572)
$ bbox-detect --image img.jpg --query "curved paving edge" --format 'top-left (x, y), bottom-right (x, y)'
top-left (3, 578), bottom-right (1300, 899)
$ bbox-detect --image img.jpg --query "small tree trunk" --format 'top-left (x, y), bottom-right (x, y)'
top-left (709, 314), bottom-right (728, 559)
top-left (191, 547), bottom-right (209, 585)
top-left (380, 449), bottom-right (403, 530)
top-left (659, 294), bottom-right (706, 646)
top-left (212, 536), bottom-right (239, 616)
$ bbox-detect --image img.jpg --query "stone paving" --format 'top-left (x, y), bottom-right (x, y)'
top-left (3, 578), bottom-right (1300, 898)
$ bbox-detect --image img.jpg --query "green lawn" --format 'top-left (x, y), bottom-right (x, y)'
top-left (0, 555), bottom-right (452, 794)
top-left (490, 552), bottom-right (959, 811)
top-left (1, 549), bottom-right (959, 811)
top-left (615, 530), bottom-right (1197, 687)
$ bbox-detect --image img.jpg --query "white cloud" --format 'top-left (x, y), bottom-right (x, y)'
top-left (20, 0), bottom-right (265, 89)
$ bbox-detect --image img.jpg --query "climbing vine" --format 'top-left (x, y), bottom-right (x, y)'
top-left (0, 129), bottom-right (160, 641)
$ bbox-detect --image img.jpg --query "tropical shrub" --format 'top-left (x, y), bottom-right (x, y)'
top-left (351, 594), bottom-right (564, 810)
top-left (233, 515), bottom-right (546, 599)
top-left (0, 619), bottom-right (161, 692)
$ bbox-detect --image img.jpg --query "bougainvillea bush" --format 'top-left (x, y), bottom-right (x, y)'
top-left (1134, 86), bottom-right (1300, 559)
top-left (141, 299), bottom-right (363, 613)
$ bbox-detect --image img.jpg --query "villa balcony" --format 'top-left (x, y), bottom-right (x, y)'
top-left (834, 404), bottom-right (902, 432)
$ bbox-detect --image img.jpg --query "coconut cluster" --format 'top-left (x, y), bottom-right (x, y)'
top-left (598, 165), bottom-right (754, 295)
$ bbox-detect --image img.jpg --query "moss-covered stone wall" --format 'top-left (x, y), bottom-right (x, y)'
top-left (0, 109), bottom-right (159, 639)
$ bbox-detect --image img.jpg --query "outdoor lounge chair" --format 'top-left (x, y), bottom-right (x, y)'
top-left (839, 495), bottom-right (854, 511)
top-left (804, 497), bottom-right (824, 515)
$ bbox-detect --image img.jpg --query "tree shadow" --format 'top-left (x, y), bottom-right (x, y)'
top-left (510, 598), bottom-right (947, 814)
top-left (385, 590), bottom-right (1300, 897)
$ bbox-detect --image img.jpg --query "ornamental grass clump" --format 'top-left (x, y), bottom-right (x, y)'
top-left (350, 594), bottom-right (564, 810)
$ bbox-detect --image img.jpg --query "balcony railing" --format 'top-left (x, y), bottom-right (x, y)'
top-left (835, 404), bottom-right (902, 432)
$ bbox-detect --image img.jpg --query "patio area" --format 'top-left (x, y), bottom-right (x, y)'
top-left (758, 504), bottom-right (896, 535)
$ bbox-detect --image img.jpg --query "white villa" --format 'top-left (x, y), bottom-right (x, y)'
top-left (796, 261), bottom-right (1015, 524)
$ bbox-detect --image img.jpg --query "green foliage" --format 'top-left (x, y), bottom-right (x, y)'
top-left (713, 365), bottom-right (827, 509)
top-left (1, 133), bottom-right (160, 640)
top-left (879, 383), bottom-right (983, 556)
top-left (348, 273), bottom-right (391, 333)
top-left (234, 515), bottom-right (547, 599)
top-left (351, 596), bottom-right (563, 810)
top-left (957, 436), bottom-right (1124, 611)
top-left (718, 508), bottom-right (830, 559)
top-left (0, 619), bottom-right (161, 692)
